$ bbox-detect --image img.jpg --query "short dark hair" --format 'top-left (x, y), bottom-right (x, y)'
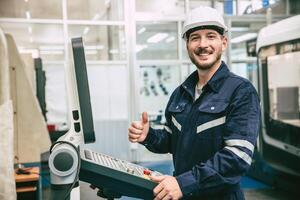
top-left (186, 25), bottom-right (225, 39)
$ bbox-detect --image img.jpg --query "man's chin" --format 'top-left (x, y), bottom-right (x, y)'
top-left (196, 61), bottom-right (214, 70)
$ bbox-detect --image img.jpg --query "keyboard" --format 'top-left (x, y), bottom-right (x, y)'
top-left (80, 148), bottom-right (162, 199)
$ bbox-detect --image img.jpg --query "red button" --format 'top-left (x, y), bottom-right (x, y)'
top-left (143, 169), bottom-right (151, 175)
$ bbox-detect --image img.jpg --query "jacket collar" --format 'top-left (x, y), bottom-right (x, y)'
top-left (181, 61), bottom-right (230, 96)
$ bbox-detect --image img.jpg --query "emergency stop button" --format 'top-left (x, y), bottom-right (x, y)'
top-left (143, 169), bottom-right (151, 175)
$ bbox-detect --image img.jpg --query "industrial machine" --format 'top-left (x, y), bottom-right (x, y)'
top-left (249, 14), bottom-right (300, 194)
top-left (48, 37), bottom-right (161, 200)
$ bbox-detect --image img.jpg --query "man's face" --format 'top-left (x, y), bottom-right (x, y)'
top-left (186, 29), bottom-right (227, 70)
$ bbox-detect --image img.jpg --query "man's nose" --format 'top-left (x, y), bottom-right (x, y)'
top-left (198, 38), bottom-right (209, 48)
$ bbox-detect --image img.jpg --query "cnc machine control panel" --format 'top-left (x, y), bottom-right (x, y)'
top-left (80, 148), bottom-right (162, 199)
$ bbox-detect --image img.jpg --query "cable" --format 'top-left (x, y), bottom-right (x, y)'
top-left (50, 141), bottom-right (81, 200)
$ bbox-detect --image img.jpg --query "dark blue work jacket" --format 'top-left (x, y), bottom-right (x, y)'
top-left (141, 62), bottom-right (261, 200)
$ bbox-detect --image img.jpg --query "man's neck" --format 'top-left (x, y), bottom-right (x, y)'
top-left (197, 60), bottom-right (221, 88)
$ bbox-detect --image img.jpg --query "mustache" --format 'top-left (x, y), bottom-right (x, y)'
top-left (194, 47), bottom-right (212, 55)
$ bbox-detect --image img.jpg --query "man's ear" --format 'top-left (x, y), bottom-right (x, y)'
top-left (221, 36), bottom-right (228, 52)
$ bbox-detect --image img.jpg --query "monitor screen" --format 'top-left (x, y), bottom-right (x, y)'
top-left (71, 37), bottom-right (95, 144)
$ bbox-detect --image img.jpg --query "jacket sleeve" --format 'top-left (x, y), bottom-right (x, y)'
top-left (139, 92), bottom-right (175, 154)
top-left (176, 83), bottom-right (261, 198)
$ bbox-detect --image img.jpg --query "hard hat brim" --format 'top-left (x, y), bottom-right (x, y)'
top-left (182, 21), bottom-right (228, 39)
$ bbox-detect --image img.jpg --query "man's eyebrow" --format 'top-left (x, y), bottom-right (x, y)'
top-left (190, 33), bottom-right (199, 37)
top-left (207, 31), bottom-right (218, 35)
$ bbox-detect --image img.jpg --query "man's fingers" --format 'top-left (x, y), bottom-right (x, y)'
top-left (131, 121), bottom-right (143, 129)
top-left (150, 175), bottom-right (166, 183)
top-left (154, 188), bottom-right (167, 200)
top-left (128, 127), bottom-right (142, 135)
top-left (153, 183), bottom-right (164, 196)
top-left (162, 194), bottom-right (171, 200)
top-left (128, 134), bottom-right (140, 140)
top-left (129, 137), bottom-right (138, 143)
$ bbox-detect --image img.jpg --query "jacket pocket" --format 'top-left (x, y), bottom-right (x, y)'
top-left (196, 101), bottom-right (228, 136)
top-left (198, 101), bottom-right (228, 114)
top-left (168, 103), bottom-right (186, 132)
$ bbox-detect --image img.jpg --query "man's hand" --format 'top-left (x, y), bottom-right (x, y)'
top-left (128, 112), bottom-right (149, 143)
top-left (151, 175), bottom-right (183, 200)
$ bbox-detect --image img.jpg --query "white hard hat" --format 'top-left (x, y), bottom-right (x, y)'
top-left (182, 6), bottom-right (228, 40)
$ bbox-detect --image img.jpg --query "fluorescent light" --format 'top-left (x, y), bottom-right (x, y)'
top-left (18, 48), bottom-right (39, 58)
top-left (231, 33), bottom-right (257, 43)
top-left (28, 26), bottom-right (32, 34)
top-left (231, 27), bottom-right (249, 32)
top-left (165, 36), bottom-right (175, 43)
top-left (39, 45), bottom-right (64, 50)
top-left (26, 11), bottom-right (31, 19)
top-left (40, 50), bottom-right (63, 55)
top-left (136, 44), bottom-right (148, 53)
top-left (92, 14), bottom-right (100, 21)
top-left (147, 33), bottom-right (169, 43)
top-left (138, 27), bottom-right (146, 34)
top-left (32, 50), bottom-right (39, 58)
top-left (109, 49), bottom-right (119, 54)
top-left (85, 45), bottom-right (104, 50)
top-left (105, 0), bottom-right (111, 7)
top-left (85, 50), bottom-right (97, 55)
top-left (83, 27), bottom-right (90, 35)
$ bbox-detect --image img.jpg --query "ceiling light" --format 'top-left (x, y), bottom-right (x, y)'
top-left (92, 14), bottom-right (100, 21)
top-left (231, 33), bottom-right (257, 43)
top-left (83, 27), bottom-right (90, 35)
top-left (85, 45), bottom-right (104, 50)
top-left (165, 36), bottom-right (175, 43)
top-left (85, 50), bottom-right (98, 55)
top-left (138, 27), bottom-right (146, 34)
top-left (109, 49), bottom-right (119, 54)
top-left (28, 26), bottom-right (32, 34)
top-left (39, 45), bottom-right (64, 50)
top-left (136, 44), bottom-right (148, 53)
top-left (18, 48), bottom-right (39, 58)
top-left (30, 37), bottom-right (33, 43)
top-left (105, 0), bottom-right (111, 8)
top-left (24, 0), bottom-right (29, 2)
top-left (26, 11), bottom-right (31, 19)
top-left (231, 27), bottom-right (249, 32)
top-left (32, 50), bottom-right (39, 58)
top-left (147, 33), bottom-right (169, 43)
top-left (40, 50), bottom-right (64, 55)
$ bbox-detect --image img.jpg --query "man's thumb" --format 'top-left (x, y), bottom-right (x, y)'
top-left (142, 111), bottom-right (148, 124)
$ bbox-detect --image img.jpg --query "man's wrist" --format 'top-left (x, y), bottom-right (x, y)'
top-left (176, 170), bottom-right (199, 198)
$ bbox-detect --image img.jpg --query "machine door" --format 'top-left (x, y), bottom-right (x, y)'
top-left (259, 47), bottom-right (300, 176)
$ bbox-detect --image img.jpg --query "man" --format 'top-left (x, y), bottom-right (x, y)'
top-left (128, 6), bottom-right (260, 200)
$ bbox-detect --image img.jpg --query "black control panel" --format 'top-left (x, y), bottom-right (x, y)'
top-left (80, 148), bottom-right (162, 199)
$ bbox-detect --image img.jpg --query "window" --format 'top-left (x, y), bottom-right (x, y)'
top-left (67, 0), bottom-right (124, 20)
top-left (136, 22), bottom-right (178, 60)
top-left (68, 25), bottom-right (126, 61)
top-left (0, 0), bottom-right (62, 19)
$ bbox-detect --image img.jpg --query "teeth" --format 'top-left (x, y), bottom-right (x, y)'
top-left (199, 53), bottom-right (209, 56)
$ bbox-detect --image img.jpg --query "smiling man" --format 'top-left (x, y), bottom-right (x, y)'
top-left (128, 6), bottom-right (261, 200)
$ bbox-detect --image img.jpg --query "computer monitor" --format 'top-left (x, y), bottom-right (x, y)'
top-left (71, 37), bottom-right (95, 144)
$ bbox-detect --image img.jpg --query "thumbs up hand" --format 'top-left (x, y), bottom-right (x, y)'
top-left (128, 112), bottom-right (150, 143)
